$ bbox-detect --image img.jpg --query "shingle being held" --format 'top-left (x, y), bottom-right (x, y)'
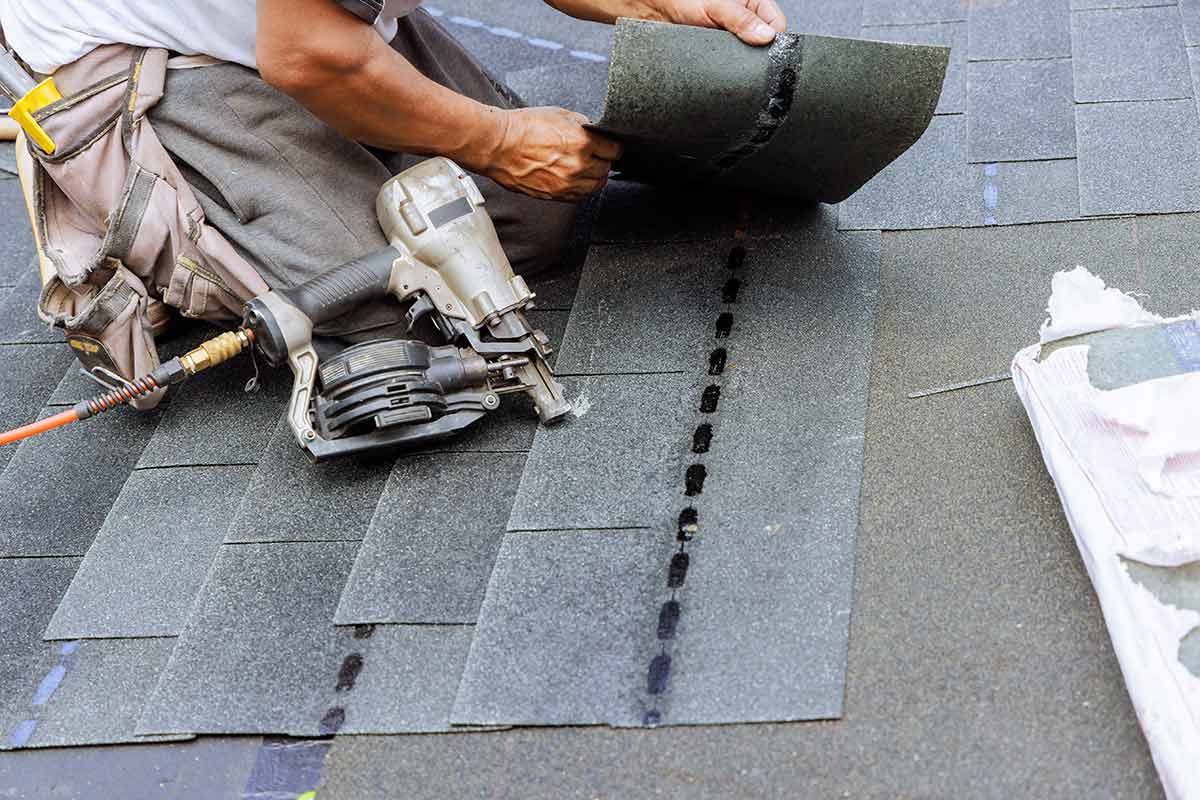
top-left (591, 19), bottom-right (949, 202)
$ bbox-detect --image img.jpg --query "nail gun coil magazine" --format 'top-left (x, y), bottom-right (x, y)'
top-left (311, 338), bottom-right (495, 441)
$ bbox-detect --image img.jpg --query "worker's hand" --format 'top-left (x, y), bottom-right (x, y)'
top-left (648, 0), bottom-right (787, 45)
top-left (481, 107), bottom-right (622, 202)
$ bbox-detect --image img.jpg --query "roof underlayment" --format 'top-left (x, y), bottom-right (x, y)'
top-left (0, 0), bottom-right (1197, 796)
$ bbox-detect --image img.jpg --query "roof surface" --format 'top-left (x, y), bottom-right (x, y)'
top-left (0, 0), bottom-right (1191, 796)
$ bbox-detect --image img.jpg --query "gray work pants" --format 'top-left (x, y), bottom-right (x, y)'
top-left (149, 9), bottom-right (580, 339)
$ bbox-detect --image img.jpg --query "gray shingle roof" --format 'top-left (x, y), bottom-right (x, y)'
top-left (0, 0), bottom-right (1188, 796)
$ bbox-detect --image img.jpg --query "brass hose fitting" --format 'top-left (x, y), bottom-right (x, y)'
top-left (180, 329), bottom-right (253, 375)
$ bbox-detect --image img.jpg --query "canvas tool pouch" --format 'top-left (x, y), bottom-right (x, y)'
top-left (28, 45), bottom-right (269, 409)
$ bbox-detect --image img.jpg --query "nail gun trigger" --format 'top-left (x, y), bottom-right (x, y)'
top-left (405, 294), bottom-right (437, 333)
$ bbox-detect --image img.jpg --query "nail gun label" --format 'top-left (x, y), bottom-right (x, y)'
top-left (1163, 318), bottom-right (1200, 373)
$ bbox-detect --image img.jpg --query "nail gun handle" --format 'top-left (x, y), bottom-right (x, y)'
top-left (279, 246), bottom-right (400, 327)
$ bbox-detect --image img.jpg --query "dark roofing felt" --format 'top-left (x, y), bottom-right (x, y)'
top-left (1, 0), bottom-right (1192, 796)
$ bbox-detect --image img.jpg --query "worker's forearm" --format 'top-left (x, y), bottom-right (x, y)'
top-left (257, 7), bottom-right (503, 170)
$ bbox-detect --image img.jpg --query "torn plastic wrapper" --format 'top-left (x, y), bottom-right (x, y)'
top-left (1013, 268), bottom-right (1200, 800)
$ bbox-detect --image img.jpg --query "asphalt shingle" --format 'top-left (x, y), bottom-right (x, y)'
top-left (1071, 6), bottom-right (1190, 103)
top-left (0, 407), bottom-right (161, 557)
top-left (968, 160), bottom-right (1081, 227)
top-left (1184, 0), bottom-right (1200, 46)
top-left (1076, 99), bottom-right (1200, 216)
top-left (450, 529), bottom-right (674, 727)
top-left (967, 0), bottom-right (1071, 61)
top-left (860, 21), bottom-right (965, 114)
top-left (778, 0), bottom-right (864, 37)
top-left (874, 220), bottom-right (1145, 390)
top-left (552, 241), bottom-right (727, 375)
top-left (966, 59), bottom-right (1076, 163)
top-left (224, 418), bottom-right (395, 544)
top-left (0, 271), bottom-right (56, 344)
top-left (839, 114), bottom-right (970, 230)
top-left (2, 638), bottom-right (189, 749)
top-left (0, 344), bottom-right (75, 472)
top-left (0, 179), bottom-right (35, 287)
top-left (0, 558), bottom-right (79, 742)
top-left (136, 357), bottom-right (289, 469)
top-left (861, 0), bottom-right (966, 25)
top-left (335, 452), bottom-right (525, 625)
top-left (505, 373), bottom-right (697, 533)
top-left (44, 466), bottom-right (254, 640)
top-left (338, 625), bottom-right (479, 734)
top-left (138, 542), bottom-right (360, 737)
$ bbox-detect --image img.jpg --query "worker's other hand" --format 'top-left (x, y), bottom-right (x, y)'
top-left (651, 0), bottom-right (787, 45)
top-left (483, 107), bottom-right (622, 202)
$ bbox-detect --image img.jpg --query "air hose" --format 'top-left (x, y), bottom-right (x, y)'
top-left (0, 329), bottom-right (253, 448)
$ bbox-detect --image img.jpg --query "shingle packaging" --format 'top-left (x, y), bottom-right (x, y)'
top-left (1013, 268), bottom-right (1200, 800)
top-left (592, 19), bottom-right (949, 202)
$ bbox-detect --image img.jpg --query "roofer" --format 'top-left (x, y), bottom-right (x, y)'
top-left (0, 0), bottom-right (784, 399)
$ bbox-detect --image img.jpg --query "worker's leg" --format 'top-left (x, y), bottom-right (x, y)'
top-left (149, 13), bottom-right (581, 337)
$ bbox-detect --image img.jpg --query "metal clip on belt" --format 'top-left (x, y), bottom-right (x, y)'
top-left (0, 50), bottom-right (61, 155)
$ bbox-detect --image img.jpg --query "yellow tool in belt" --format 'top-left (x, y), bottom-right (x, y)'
top-left (0, 49), bottom-right (60, 154)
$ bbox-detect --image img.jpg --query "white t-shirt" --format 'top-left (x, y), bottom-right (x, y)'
top-left (0, 0), bottom-right (423, 74)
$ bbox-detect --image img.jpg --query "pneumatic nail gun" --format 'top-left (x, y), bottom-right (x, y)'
top-left (243, 157), bottom-right (573, 460)
top-left (0, 157), bottom-right (572, 459)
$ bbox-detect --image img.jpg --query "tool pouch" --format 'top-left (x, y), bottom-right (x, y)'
top-left (27, 45), bottom-right (269, 408)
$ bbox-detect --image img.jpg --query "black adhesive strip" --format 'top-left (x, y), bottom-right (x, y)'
top-left (640, 241), bottom-right (746, 725)
top-left (711, 34), bottom-right (803, 174)
top-left (708, 348), bottom-right (728, 376)
top-left (722, 278), bottom-right (741, 303)
top-left (715, 312), bottom-right (734, 338)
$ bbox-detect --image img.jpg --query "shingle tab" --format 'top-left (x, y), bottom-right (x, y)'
top-left (450, 529), bottom-right (674, 727)
top-left (0, 558), bottom-right (79, 739)
top-left (224, 418), bottom-right (394, 544)
top-left (44, 466), bottom-right (254, 640)
top-left (0, 408), bottom-right (161, 557)
top-left (1076, 99), bottom-right (1200, 216)
top-left (861, 0), bottom-right (966, 25)
top-left (137, 357), bottom-right (288, 469)
top-left (552, 241), bottom-right (727, 375)
top-left (967, 0), bottom-right (1071, 61)
top-left (967, 59), bottom-right (1076, 163)
top-left (0, 271), bottom-right (57, 344)
top-left (3, 638), bottom-right (189, 749)
top-left (138, 541), bottom-right (360, 736)
top-left (0, 344), bottom-right (75, 472)
top-left (1071, 6), bottom-right (1190, 102)
top-left (876, 219), bottom-right (1145, 390)
top-left (861, 21), bottom-right (965, 114)
top-left (505, 373), bottom-right (697, 532)
top-left (968, 160), bottom-right (1080, 227)
top-left (839, 114), bottom-right (970, 230)
top-left (335, 452), bottom-right (525, 625)
top-left (338, 625), bottom-right (478, 733)
top-left (0, 180), bottom-right (35, 287)
top-left (783, 0), bottom-right (864, 37)
top-left (1184, 0), bottom-right (1200, 46)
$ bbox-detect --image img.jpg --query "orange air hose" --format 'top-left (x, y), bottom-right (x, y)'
top-left (0, 408), bottom-right (79, 446)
